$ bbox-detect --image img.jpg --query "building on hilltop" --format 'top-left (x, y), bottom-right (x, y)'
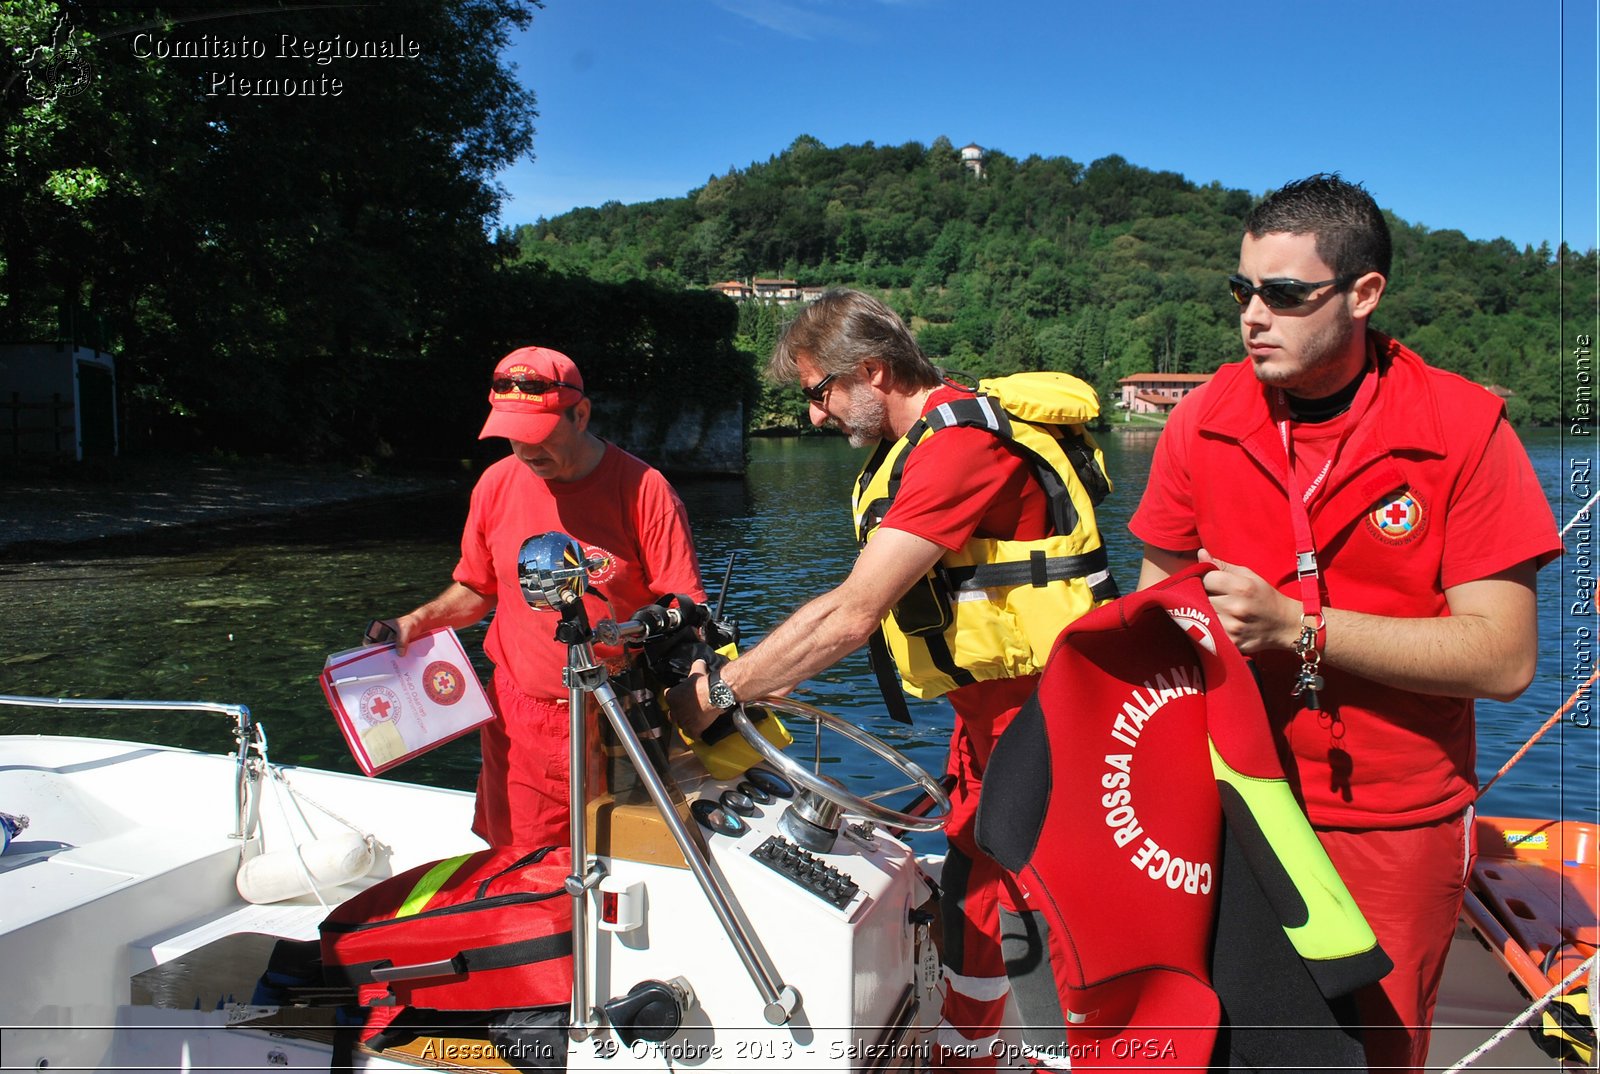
top-left (961, 143), bottom-right (985, 178)
top-left (1117, 372), bottom-right (1214, 415)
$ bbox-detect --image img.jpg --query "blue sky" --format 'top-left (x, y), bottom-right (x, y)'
top-left (496, 0), bottom-right (1597, 254)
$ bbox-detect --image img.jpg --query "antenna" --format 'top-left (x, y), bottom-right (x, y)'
top-left (713, 552), bottom-right (738, 621)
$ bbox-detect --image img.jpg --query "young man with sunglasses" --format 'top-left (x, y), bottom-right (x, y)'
top-left (1131, 174), bottom-right (1560, 1070)
top-left (375, 346), bottom-right (704, 848)
top-left (668, 289), bottom-right (1117, 1069)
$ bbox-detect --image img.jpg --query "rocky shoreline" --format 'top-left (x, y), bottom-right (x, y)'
top-left (0, 457), bottom-right (465, 559)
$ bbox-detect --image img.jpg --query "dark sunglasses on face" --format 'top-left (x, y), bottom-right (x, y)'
top-left (491, 377), bottom-right (581, 396)
top-left (800, 371), bottom-right (841, 404)
top-left (1227, 274), bottom-right (1356, 310)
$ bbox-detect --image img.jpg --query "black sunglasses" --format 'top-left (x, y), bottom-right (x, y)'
top-left (1227, 274), bottom-right (1356, 310)
top-left (491, 377), bottom-right (581, 396)
top-left (800, 371), bottom-right (841, 404)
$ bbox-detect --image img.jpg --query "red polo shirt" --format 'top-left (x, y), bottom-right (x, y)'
top-left (1131, 334), bottom-right (1560, 827)
top-left (454, 445), bottom-right (705, 698)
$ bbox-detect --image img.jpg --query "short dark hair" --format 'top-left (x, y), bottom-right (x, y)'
top-left (768, 289), bottom-right (942, 391)
top-left (1245, 173), bottom-right (1391, 279)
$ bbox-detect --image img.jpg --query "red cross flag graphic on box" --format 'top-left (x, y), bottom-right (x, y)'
top-left (321, 628), bottom-right (495, 776)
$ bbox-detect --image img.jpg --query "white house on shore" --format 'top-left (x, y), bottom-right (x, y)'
top-left (708, 279), bottom-right (826, 305)
top-left (1117, 372), bottom-right (1213, 415)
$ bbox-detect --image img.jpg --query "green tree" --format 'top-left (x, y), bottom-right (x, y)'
top-left (4, 1), bottom-right (542, 455)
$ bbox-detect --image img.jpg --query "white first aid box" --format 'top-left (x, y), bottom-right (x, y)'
top-left (320, 627), bottom-right (495, 776)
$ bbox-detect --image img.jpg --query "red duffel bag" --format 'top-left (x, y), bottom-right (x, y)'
top-left (320, 844), bottom-right (574, 1012)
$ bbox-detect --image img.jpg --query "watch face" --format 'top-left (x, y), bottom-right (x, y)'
top-left (709, 679), bottom-right (736, 710)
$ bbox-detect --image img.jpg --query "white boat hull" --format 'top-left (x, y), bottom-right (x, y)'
top-left (0, 732), bottom-right (1573, 1071)
top-left (1, 732), bottom-right (943, 1071)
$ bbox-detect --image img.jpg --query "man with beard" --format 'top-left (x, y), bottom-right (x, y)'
top-left (669, 288), bottom-right (1116, 1069)
top-left (1130, 174), bottom-right (1560, 1071)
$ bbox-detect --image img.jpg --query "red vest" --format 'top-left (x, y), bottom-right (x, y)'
top-left (1131, 335), bottom-right (1560, 825)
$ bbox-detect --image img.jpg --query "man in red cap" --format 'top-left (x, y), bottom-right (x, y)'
top-left (376, 346), bottom-right (705, 847)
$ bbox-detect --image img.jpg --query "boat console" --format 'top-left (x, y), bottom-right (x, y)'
top-left (515, 531), bottom-right (951, 1069)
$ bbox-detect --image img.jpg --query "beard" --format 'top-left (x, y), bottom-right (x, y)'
top-left (1251, 300), bottom-right (1360, 397)
top-left (835, 387), bottom-right (891, 449)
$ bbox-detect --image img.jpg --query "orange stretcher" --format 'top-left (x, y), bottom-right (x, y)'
top-left (1463, 816), bottom-right (1597, 1005)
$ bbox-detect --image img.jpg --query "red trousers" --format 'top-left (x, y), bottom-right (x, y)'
top-left (935, 677), bottom-right (1037, 1069)
top-left (473, 670), bottom-right (572, 848)
top-left (1318, 808), bottom-right (1475, 1073)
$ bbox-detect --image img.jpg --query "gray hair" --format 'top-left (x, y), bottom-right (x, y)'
top-left (768, 289), bottom-right (942, 392)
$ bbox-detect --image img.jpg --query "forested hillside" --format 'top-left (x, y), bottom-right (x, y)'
top-left (511, 135), bottom-right (1591, 429)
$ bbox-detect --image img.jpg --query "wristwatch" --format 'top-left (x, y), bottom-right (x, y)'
top-left (706, 667), bottom-right (737, 712)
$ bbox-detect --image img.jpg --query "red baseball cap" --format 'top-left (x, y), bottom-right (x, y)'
top-left (478, 347), bottom-right (586, 443)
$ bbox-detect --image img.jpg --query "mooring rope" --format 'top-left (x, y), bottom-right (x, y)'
top-left (1562, 487), bottom-right (1600, 538)
top-left (1475, 491), bottom-right (1599, 796)
top-left (1440, 952), bottom-right (1596, 1072)
top-left (1479, 663), bottom-right (1600, 797)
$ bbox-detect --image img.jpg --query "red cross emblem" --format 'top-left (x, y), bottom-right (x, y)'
top-left (1166, 609), bottom-right (1218, 655)
top-left (583, 543), bottom-right (619, 584)
top-left (360, 685), bottom-right (402, 725)
top-left (1367, 488), bottom-right (1425, 544)
top-left (423, 661), bottom-right (466, 706)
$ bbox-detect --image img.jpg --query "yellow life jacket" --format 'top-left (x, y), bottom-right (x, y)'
top-left (853, 372), bottom-right (1119, 707)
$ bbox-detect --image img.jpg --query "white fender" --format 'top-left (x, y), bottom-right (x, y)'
top-left (236, 830), bottom-right (376, 904)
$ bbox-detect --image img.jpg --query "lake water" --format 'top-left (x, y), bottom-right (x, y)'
top-left (0, 428), bottom-right (1593, 828)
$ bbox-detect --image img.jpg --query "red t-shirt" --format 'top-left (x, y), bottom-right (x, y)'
top-left (879, 385), bottom-right (1052, 742)
top-left (1130, 335), bottom-right (1561, 827)
top-left (454, 445), bottom-right (705, 697)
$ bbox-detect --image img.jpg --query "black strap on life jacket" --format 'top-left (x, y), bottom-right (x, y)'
top-left (948, 546), bottom-right (1120, 603)
top-left (865, 614), bottom-right (977, 726)
top-left (918, 395), bottom-right (1082, 535)
top-left (335, 930), bottom-right (575, 989)
top-left (868, 629), bottom-right (914, 725)
top-left (854, 439), bottom-right (895, 541)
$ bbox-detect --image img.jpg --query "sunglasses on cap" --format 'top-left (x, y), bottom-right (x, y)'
top-left (1227, 274), bottom-right (1356, 310)
top-left (491, 376), bottom-right (582, 396)
top-left (800, 371), bottom-right (841, 404)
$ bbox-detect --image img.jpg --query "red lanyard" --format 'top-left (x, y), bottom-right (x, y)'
top-left (1270, 365), bottom-right (1378, 710)
top-left (1276, 414), bottom-right (1330, 633)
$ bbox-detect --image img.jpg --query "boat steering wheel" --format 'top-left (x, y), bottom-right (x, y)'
top-left (727, 697), bottom-right (951, 835)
